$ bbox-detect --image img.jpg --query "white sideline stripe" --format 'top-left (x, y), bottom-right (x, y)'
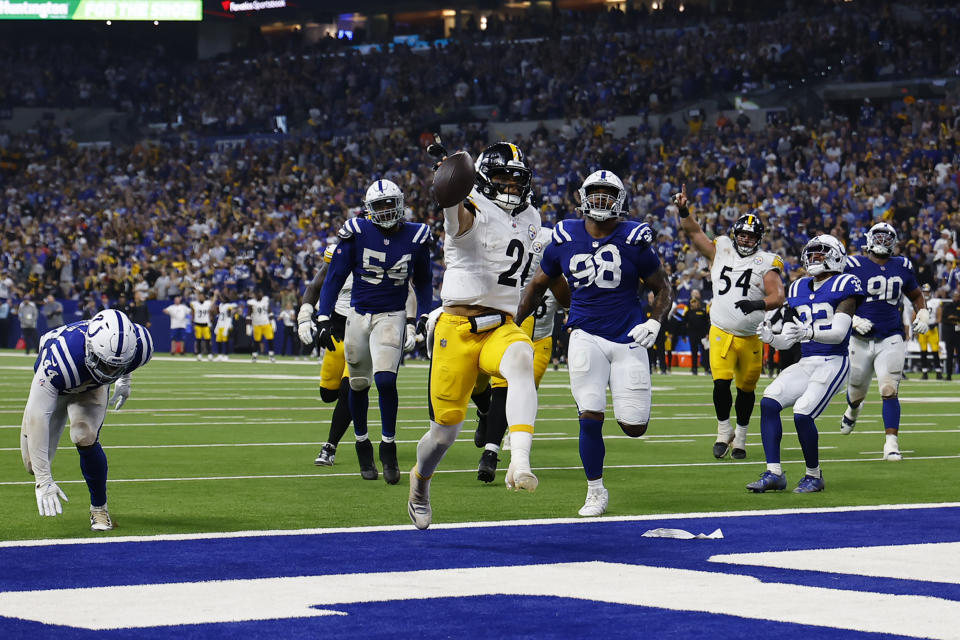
top-left (1, 502), bottom-right (958, 548)
top-left (1, 455), bottom-right (957, 488)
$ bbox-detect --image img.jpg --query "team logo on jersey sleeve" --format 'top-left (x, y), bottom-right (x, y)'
top-left (533, 242), bottom-right (543, 253)
top-left (528, 225), bottom-right (537, 240)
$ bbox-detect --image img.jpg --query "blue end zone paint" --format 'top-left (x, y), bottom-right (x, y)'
top-left (1, 506), bottom-right (958, 639)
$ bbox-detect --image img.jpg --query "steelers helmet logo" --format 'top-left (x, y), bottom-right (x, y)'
top-left (528, 224), bottom-right (537, 240)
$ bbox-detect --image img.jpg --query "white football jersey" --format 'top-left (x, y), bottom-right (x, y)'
top-left (190, 299), bottom-right (212, 326)
top-left (216, 302), bottom-right (236, 330)
top-left (709, 235), bottom-right (783, 336)
top-left (441, 187), bottom-right (541, 316)
top-left (247, 296), bottom-right (271, 326)
top-left (323, 244), bottom-right (353, 317)
top-left (528, 226), bottom-right (559, 341)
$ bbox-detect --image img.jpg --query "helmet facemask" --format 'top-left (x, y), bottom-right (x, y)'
top-left (486, 167), bottom-right (531, 212)
top-left (365, 193), bottom-right (404, 228)
top-left (802, 238), bottom-right (844, 276)
top-left (580, 184), bottom-right (625, 221)
top-left (865, 224), bottom-right (897, 256)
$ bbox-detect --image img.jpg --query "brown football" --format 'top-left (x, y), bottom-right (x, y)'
top-left (433, 151), bottom-right (475, 207)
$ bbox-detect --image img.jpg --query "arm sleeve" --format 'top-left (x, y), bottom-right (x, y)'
top-left (442, 205), bottom-right (462, 237)
top-left (316, 240), bottom-right (354, 317)
top-left (812, 312), bottom-right (853, 344)
top-left (21, 373), bottom-right (61, 486)
top-left (768, 332), bottom-right (799, 351)
top-left (411, 244), bottom-right (434, 317)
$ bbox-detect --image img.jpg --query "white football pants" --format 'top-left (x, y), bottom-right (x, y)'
top-left (763, 354), bottom-right (849, 417)
top-left (567, 329), bottom-right (652, 424)
top-left (847, 334), bottom-right (905, 402)
top-left (344, 309), bottom-right (405, 390)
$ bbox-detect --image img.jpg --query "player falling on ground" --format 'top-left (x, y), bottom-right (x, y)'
top-left (839, 222), bottom-right (929, 461)
top-left (247, 290), bottom-right (276, 363)
top-left (749, 235), bottom-right (864, 493)
top-left (473, 222), bottom-right (563, 483)
top-left (20, 309), bottom-right (153, 530)
top-left (298, 241), bottom-right (357, 467)
top-left (916, 284), bottom-right (942, 380)
top-left (674, 186), bottom-right (785, 460)
top-left (408, 141), bottom-right (542, 530)
top-left (517, 170), bottom-right (672, 517)
top-left (313, 179), bottom-right (433, 484)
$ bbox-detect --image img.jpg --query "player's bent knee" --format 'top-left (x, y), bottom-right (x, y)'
top-left (429, 421), bottom-right (461, 447)
top-left (619, 421), bottom-right (647, 438)
top-left (760, 397), bottom-right (782, 415)
top-left (500, 342), bottom-right (534, 378)
top-left (71, 429), bottom-right (98, 448)
top-left (435, 408), bottom-right (466, 426)
top-left (319, 387), bottom-right (339, 403)
top-left (348, 377), bottom-right (370, 391)
top-left (580, 410), bottom-right (604, 421)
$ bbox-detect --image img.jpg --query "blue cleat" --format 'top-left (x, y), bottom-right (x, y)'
top-left (746, 470), bottom-right (787, 493)
top-left (794, 474), bottom-right (825, 493)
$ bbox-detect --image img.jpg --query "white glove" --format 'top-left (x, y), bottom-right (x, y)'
top-left (109, 376), bottom-right (131, 410)
top-left (628, 319), bottom-right (661, 349)
top-left (403, 323), bottom-right (417, 353)
top-left (35, 482), bottom-right (68, 517)
top-left (852, 315), bottom-right (873, 336)
top-left (781, 318), bottom-right (811, 345)
top-left (758, 321), bottom-right (774, 344)
top-left (425, 308), bottom-right (442, 359)
top-left (912, 308), bottom-right (930, 335)
top-left (297, 303), bottom-right (316, 345)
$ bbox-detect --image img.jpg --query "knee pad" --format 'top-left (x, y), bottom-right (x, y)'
top-left (618, 421), bottom-right (647, 438)
top-left (500, 342), bottom-right (534, 380)
top-left (71, 429), bottom-right (98, 448)
top-left (349, 376), bottom-right (371, 391)
top-left (879, 383), bottom-right (898, 399)
top-left (435, 407), bottom-right (466, 426)
top-left (319, 387), bottom-right (339, 403)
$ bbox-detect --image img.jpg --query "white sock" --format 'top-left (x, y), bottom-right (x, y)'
top-left (733, 425), bottom-right (748, 446)
top-left (355, 433), bottom-right (369, 443)
top-left (845, 403), bottom-right (861, 420)
top-left (717, 419), bottom-right (732, 440)
top-left (508, 430), bottom-right (533, 469)
top-left (886, 433), bottom-right (899, 447)
top-left (805, 466), bottom-right (821, 479)
top-left (381, 435), bottom-right (395, 444)
top-left (484, 443), bottom-right (500, 454)
top-left (766, 463), bottom-right (783, 476)
top-left (587, 477), bottom-right (604, 489)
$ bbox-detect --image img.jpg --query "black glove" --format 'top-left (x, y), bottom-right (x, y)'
top-left (315, 316), bottom-right (336, 351)
top-left (734, 299), bottom-right (766, 315)
top-left (416, 313), bottom-right (429, 339)
top-left (672, 193), bottom-right (690, 218)
top-left (426, 133), bottom-right (448, 172)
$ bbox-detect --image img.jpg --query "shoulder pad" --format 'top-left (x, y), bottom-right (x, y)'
top-left (338, 217), bottom-right (363, 239)
top-left (900, 256), bottom-right (913, 270)
top-left (771, 254), bottom-right (784, 271)
top-left (788, 278), bottom-right (802, 298)
top-left (323, 245), bottom-right (335, 263)
top-left (552, 220), bottom-right (573, 244)
top-left (625, 222), bottom-right (654, 246)
top-left (411, 223), bottom-right (431, 245)
top-left (845, 256), bottom-right (859, 268)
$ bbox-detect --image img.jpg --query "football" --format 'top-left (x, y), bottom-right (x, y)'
top-left (433, 151), bottom-right (475, 207)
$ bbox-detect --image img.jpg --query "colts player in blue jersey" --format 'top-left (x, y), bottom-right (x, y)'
top-left (313, 179), bottom-right (433, 484)
top-left (840, 222), bottom-right (929, 461)
top-left (20, 309), bottom-right (153, 530)
top-left (517, 170), bottom-right (673, 516)
top-left (751, 235), bottom-right (864, 493)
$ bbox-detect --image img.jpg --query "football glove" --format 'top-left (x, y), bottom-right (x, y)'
top-left (297, 303), bottom-right (317, 345)
top-left (628, 319), bottom-right (661, 348)
top-left (912, 308), bottom-right (930, 335)
top-left (35, 481), bottom-right (68, 517)
top-left (315, 315), bottom-right (336, 351)
top-left (734, 299), bottom-right (766, 315)
top-left (403, 322), bottom-right (417, 353)
top-left (851, 315), bottom-right (874, 336)
top-left (109, 375), bottom-right (131, 410)
top-left (758, 321), bottom-right (775, 344)
top-left (781, 318), bottom-right (811, 344)
top-left (426, 133), bottom-right (448, 171)
top-left (416, 314), bottom-right (429, 341)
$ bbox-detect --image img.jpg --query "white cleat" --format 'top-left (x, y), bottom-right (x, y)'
top-left (408, 467), bottom-right (432, 530)
top-left (90, 505), bottom-right (113, 531)
top-left (505, 464), bottom-right (538, 492)
top-left (840, 413), bottom-right (857, 435)
top-left (883, 441), bottom-right (902, 461)
top-left (578, 486), bottom-right (609, 517)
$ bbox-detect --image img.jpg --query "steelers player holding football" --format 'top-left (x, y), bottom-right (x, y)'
top-left (408, 140), bottom-right (545, 530)
top-left (675, 185), bottom-right (785, 460)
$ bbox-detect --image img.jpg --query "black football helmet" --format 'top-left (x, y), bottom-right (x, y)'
top-left (732, 213), bottom-right (764, 257)
top-left (474, 142), bottom-right (532, 214)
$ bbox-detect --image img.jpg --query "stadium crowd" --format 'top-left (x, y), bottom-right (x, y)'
top-left (2, 2), bottom-right (960, 365)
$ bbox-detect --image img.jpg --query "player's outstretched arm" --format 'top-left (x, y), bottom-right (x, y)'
top-left (516, 268), bottom-right (555, 326)
top-left (643, 267), bottom-right (674, 324)
top-left (21, 373), bottom-right (69, 515)
top-left (673, 184), bottom-right (716, 262)
top-left (761, 270), bottom-right (787, 310)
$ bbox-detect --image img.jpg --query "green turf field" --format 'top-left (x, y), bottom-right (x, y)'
top-left (1, 350), bottom-right (958, 541)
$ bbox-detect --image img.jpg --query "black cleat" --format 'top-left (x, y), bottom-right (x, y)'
top-left (474, 411), bottom-right (488, 448)
top-left (477, 450), bottom-right (499, 483)
top-left (922, 371), bottom-right (929, 380)
top-left (937, 371), bottom-right (943, 380)
top-left (355, 440), bottom-right (379, 480)
top-left (379, 441), bottom-right (400, 485)
top-left (731, 448), bottom-right (747, 460)
top-left (713, 440), bottom-right (731, 459)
